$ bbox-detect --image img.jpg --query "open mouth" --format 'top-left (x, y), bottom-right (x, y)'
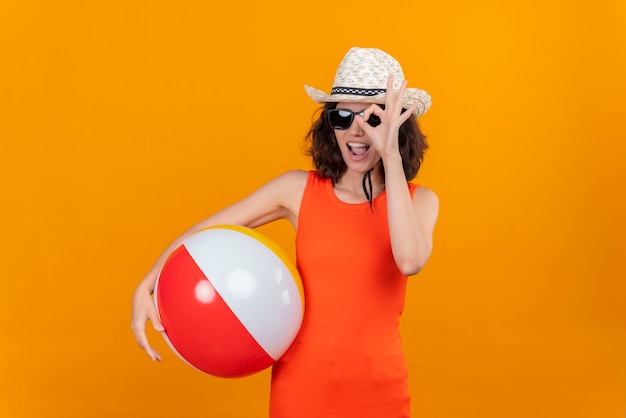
top-left (347, 142), bottom-right (370, 157)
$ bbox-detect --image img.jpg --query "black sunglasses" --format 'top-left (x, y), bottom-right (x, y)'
top-left (327, 109), bottom-right (382, 130)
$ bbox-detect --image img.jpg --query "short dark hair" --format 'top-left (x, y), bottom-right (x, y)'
top-left (305, 103), bottom-right (429, 184)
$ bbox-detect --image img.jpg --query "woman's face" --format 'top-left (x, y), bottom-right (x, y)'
top-left (332, 102), bottom-right (381, 174)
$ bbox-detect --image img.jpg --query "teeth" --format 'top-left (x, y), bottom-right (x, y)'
top-left (347, 143), bottom-right (369, 148)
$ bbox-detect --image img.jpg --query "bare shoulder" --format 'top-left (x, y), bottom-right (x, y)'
top-left (267, 170), bottom-right (309, 223)
top-left (412, 186), bottom-right (440, 220)
top-left (413, 185), bottom-right (439, 205)
top-left (268, 169), bottom-right (308, 196)
top-left (218, 170), bottom-right (308, 229)
top-left (276, 169), bottom-right (309, 187)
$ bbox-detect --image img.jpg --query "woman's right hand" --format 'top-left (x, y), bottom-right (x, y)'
top-left (131, 277), bottom-right (165, 362)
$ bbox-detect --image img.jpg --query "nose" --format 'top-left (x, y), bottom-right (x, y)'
top-left (348, 112), bottom-right (365, 135)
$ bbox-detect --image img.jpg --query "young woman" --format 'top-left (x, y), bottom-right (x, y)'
top-left (132, 47), bottom-right (439, 417)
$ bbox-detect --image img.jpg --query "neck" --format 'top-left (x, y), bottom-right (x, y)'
top-left (335, 163), bottom-right (384, 202)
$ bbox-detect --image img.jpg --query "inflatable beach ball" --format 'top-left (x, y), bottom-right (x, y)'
top-left (154, 225), bottom-right (304, 378)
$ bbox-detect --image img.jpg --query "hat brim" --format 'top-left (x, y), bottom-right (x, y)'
top-left (304, 85), bottom-right (431, 118)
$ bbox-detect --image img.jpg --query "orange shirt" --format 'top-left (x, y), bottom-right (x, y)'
top-left (270, 171), bottom-right (418, 418)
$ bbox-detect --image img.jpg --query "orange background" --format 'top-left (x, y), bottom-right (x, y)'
top-left (1, 1), bottom-right (625, 417)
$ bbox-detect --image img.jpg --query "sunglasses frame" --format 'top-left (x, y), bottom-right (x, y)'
top-left (327, 108), bottom-right (381, 130)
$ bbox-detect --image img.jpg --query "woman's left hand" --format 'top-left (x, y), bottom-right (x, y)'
top-left (356, 75), bottom-right (419, 159)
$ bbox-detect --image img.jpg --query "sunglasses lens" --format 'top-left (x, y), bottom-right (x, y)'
top-left (328, 109), bottom-right (354, 130)
top-left (328, 109), bottom-right (383, 129)
top-left (366, 114), bottom-right (381, 128)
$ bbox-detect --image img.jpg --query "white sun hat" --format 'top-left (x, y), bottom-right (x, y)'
top-left (304, 47), bottom-right (432, 118)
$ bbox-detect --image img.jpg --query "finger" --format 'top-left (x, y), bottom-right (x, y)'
top-left (385, 75), bottom-right (396, 110)
top-left (141, 326), bottom-right (163, 362)
top-left (405, 100), bottom-right (420, 120)
top-left (131, 312), bottom-right (164, 361)
top-left (388, 76), bottom-right (413, 117)
top-left (146, 307), bottom-right (164, 361)
top-left (147, 305), bottom-right (165, 333)
top-left (360, 103), bottom-right (383, 124)
top-left (396, 78), bottom-right (424, 124)
top-left (148, 347), bottom-right (162, 362)
top-left (131, 319), bottom-right (154, 359)
top-left (398, 79), bottom-right (417, 115)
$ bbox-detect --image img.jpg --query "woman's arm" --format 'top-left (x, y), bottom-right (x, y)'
top-left (359, 76), bottom-right (439, 276)
top-left (383, 155), bottom-right (439, 275)
top-left (131, 169), bottom-right (308, 360)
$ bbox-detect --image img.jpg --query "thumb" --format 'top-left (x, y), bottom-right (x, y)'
top-left (148, 306), bottom-right (165, 332)
top-left (152, 318), bottom-right (164, 333)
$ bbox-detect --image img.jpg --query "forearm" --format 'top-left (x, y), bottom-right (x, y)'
top-left (383, 154), bottom-right (432, 275)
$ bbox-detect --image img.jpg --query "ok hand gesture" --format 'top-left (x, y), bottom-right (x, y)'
top-left (356, 75), bottom-right (419, 160)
